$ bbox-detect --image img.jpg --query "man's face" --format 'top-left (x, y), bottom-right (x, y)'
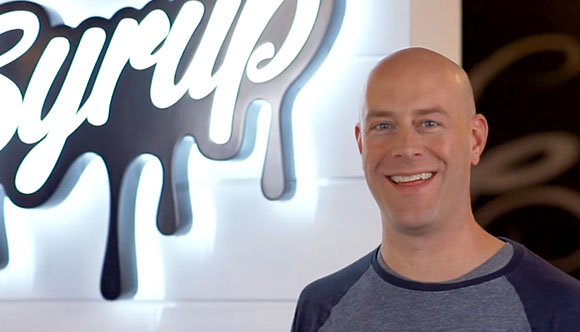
top-left (355, 59), bottom-right (486, 234)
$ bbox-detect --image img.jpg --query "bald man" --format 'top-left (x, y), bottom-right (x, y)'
top-left (291, 48), bottom-right (580, 332)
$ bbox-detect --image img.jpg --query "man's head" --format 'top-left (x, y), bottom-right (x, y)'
top-left (355, 47), bottom-right (488, 235)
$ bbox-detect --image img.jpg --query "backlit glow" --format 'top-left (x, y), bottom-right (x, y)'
top-left (0, 197), bottom-right (35, 297)
top-left (134, 147), bottom-right (219, 300)
top-left (134, 156), bottom-right (165, 300)
top-left (1, 154), bottom-right (108, 299)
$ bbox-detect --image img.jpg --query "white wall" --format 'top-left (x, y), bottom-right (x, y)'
top-left (0, 0), bottom-right (460, 330)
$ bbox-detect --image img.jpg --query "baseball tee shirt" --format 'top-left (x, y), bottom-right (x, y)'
top-left (291, 239), bottom-right (580, 331)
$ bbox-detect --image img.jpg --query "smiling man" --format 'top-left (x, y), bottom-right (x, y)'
top-left (291, 48), bottom-right (580, 332)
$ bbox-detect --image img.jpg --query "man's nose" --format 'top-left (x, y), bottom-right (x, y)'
top-left (391, 127), bottom-right (423, 159)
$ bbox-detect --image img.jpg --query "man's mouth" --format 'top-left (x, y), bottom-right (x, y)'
top-left (389, 172), bottom-right (433, 184)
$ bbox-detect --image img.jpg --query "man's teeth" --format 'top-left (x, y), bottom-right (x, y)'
top-left (390, 172), bottom-right (433, 183)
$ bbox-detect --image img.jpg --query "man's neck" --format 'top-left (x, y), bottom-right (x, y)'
top-left (380, 216), bottom-right (504, 283)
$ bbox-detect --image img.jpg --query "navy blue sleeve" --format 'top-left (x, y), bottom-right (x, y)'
top-left (506, 244), bottom-right (580, 331)
top-left (291, 249), bottom-right (376, 332)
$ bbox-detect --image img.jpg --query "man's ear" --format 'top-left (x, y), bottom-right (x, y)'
top-left (355, 123), bottom-right (363, 154)
top-left (470, 113), bottom-right (488, 165)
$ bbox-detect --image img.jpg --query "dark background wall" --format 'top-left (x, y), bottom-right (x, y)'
top-left (463, 0), bottom-right (580, 279)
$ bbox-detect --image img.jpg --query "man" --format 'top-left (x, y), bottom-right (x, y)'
top-left (291, 47), bottom-right (580, 331)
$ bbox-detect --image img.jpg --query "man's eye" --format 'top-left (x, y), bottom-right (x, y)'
top-left (375, 123), bottom-right (391, 130)
top-left (422, 120), bottom-right (438, 128)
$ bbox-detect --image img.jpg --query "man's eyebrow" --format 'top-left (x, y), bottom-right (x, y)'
top-left (366, 110), bottom-right (395, 119)
top-left (413, 107), bottom-right (450, 117)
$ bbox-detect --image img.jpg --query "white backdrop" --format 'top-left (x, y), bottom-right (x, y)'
top-left (0, 0), bottom-right (459, 330)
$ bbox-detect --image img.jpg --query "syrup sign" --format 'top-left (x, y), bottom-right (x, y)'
top-left (0, 0), bottom-right (344, 298)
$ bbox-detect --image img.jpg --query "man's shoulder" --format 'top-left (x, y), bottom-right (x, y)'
top-left (505, 240), bottom-right (580, 327)
top-left (508, 240), bottom-right (580, 295)
top-left (301, 249), bottom-right (376, 300)
top-left (291, 249), bottom-right (376, 332)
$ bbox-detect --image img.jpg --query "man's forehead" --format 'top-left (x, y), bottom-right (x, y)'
top-left (364, 70), bottom-right (460, 115)
top-left (367, 62), bottom-right (459, 91)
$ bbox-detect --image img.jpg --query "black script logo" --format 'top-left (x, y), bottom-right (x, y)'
top-left (0, 0), bottom-right (345, 298)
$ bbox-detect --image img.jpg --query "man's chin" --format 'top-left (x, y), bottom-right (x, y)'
top-left (385, 213), bottom-right (439, 236)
